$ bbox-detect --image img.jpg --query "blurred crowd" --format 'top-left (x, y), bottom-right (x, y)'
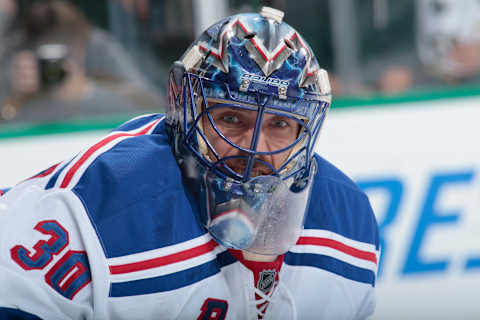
top-left (1, 0), bottom-right (479, 125)
top-left (360, 0), bottom-right (480, 95)
top-left (0, 0), bottom-right (162, 124)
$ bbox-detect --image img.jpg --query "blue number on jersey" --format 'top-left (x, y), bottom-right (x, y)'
top-left (198, 298), bottom-right (229, 320)
top-left (10, 220), bottom-right (69, 270)
top-left (45, 250), bottom-right (92, 299)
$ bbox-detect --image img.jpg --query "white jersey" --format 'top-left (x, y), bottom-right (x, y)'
top-left (0, 115), bottom-right (380, 320)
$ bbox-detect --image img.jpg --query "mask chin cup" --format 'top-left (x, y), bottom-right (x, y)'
top-left (204, 169), bottom-right (315, 255)
top-left (208, 198), bottom-right (257, 250)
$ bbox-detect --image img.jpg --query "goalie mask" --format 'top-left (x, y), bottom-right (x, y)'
top-left (166, 7), bottom-right (331, 255)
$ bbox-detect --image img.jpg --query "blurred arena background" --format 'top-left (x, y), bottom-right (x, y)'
top-left (1, 0), bottom-right (479, 318)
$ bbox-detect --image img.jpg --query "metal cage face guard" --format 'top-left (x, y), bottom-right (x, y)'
top-left (180, 73), bottom-right (329, 183)
top-left (166, 7), bottom-right (331, 254)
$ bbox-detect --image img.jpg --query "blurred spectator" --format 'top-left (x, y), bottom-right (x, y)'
top-left (107, 0), bottom-right (175, 99)
top-left (417, 0), bottom-right (480, 83)
top-left (0, 0), bottom-right (15, 37)
top-left (377, 65), bottom-right (415, 94)
top-left (0, 0), bottom-right (160, 124)
top-left (0, 0), bottom-right (20, 110)
top-left (373, 0), bottom-right (480, 95)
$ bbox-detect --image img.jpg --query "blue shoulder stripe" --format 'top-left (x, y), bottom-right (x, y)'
top-left (109, 259), bottom-right (220, 297)
top-left (109, 251), bottom-right (237, 297)
top-left (284, 252), bottom-right (375, 286)
top-left (45, 159), bottom-right (73, 190)
top-left (0, 307), bottom-right (43, 319)
top-left (216, 250), bottom-right (237, 268)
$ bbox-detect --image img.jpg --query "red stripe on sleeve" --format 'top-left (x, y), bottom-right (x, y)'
top-left (60, 119), bottom-right (160, 188)
top-left (296, 237), bottom-right (377, 264)
top-left (109, 239), bottom-right (218, 275)
top-left (27, 163), bottom-right (60, 180)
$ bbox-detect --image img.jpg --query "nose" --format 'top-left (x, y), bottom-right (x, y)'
top-left (245, 128), bottom-right (276, 168)
top-left (235, 127), bottom-right (271, 154)
top-left (254, 130), bottom-right (270, 153)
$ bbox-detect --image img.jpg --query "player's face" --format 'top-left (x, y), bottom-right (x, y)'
top-left (202, 103), bottom-right (300, 176)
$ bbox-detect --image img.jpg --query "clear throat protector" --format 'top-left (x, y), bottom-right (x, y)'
top-left (202, 160), bottom-right (316, 256)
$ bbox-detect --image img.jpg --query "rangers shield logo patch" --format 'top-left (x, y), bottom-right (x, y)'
top-left (257, 269), bottom-right (276, 293)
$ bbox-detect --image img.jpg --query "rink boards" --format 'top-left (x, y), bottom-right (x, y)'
top-left (1, 96), bottom-right (480, 319)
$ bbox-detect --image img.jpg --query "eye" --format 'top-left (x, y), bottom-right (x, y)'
top-left (271, 119), bottom-right (288, 128)
top-left (222, 114), bottom-right (240, 124)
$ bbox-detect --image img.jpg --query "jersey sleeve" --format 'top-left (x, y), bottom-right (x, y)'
top-left (0, 182), bottom-right (105, 320)
top-left (355, 193), bottom-right (380, 320)
top-left (352, 288), bottom-right (376, 320)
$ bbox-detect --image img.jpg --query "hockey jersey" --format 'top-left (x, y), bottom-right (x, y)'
top-left (0, 114), bottom-right (380, 320)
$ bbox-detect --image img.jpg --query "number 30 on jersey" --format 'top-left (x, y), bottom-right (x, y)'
top-left (10, 220), bottom-right (91, 300)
